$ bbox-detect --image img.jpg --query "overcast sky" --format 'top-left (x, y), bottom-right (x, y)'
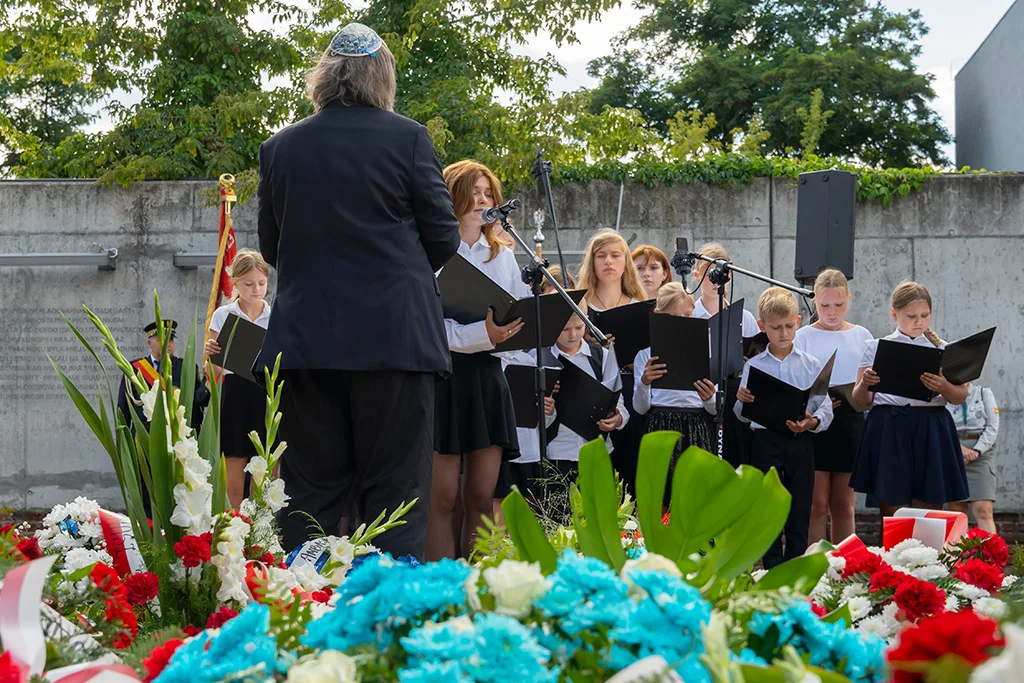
top-left (86, 0), bottom-right (1017, 162)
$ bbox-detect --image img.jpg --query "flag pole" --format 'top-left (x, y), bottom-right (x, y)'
top-left (203, 174), bottom-right (237, 369)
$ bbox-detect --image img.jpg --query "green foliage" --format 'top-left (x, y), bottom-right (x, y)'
top-left (589, 0), bottom-right (951, 167)
top-left (501, 488), bottom-right (558, 575)
top-left (796, 89), bottom-right (834, 161)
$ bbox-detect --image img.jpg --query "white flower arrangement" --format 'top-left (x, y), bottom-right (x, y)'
top-left (212, 515), bottom-right (252, 604)
top-left (36, 497), bottom-right (106, 552)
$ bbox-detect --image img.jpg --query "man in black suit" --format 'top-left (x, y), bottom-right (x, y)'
top-left (257, 24), bottom-right (460, 559)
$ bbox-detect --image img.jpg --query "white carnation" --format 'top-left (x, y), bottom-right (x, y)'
top-left (826, 553), bottom-right (846, 580)
top-left (969, 623), bottom-right (1024, 683)
top-left (945, 595), bottom-right (961, 613)
top-left (847, 596), bottom-right (873, 622)
top-left (908, 564), bottom-right (949, 581)
top-left (1002, 575), bottom-right (1019, 590)
top-left (841, 583), bottom-right (869, 602)
top-left (63, 547), bottom-right (113, 573)
top-left (482, 560), bottom-right (551, 618)
top-left (973, 597), bottom-right (1009, 621)
top-left (954, 581), bottom-right (990, 601)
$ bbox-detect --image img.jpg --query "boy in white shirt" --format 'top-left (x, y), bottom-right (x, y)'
top-left (736, 287), bottom-right (833, 568)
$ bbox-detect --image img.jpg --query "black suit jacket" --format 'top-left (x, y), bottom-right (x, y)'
top-left (117, 356), bottom-right (208, 432)
top-left (257, 103), bottom-right (460, 374)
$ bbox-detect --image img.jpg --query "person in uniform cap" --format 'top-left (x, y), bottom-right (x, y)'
top-left (948, 384), bottom-right (1000, 533)
top-left (117, 320), bottom-right (209, 432)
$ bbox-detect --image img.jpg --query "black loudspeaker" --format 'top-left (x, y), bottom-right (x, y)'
top-left (794, 170), bottom-right (856, 283)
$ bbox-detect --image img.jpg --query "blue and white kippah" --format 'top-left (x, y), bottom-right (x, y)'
top-left (328, 23), bottom-right (384, 58)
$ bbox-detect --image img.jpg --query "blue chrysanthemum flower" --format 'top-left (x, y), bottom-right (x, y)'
top-left (401, 620), bottom-right (476, 662)
top-left (155, 603), bottom-right (278, 683)
top-left (733, 648), bottom-right (768, 667)
top-left (398, 660), bottom-right (471, 683)
top-left (536, 552), bottom-right (630, 635)
top-left (749, 610), bottom-right (794, 646)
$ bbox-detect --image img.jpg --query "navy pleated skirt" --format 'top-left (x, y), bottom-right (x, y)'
top-left (850, 405), bottom-right (968, 505)
top-left (434, 352), bottom-right (519, 460)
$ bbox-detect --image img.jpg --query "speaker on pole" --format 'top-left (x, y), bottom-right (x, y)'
top-left (794, 170), bottom-right (856, 283)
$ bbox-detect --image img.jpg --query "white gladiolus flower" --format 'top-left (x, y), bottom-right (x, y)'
top-left (482, 560), bottom-right (552, 618)
top-left (170, 483), bottom-right (213, 534)
top-left (244, 456), bottom-right (269, 487)
top-left (173, 438), bottom-right (200, 465)
top-left (265, 479), bottom-right (290, 512)
top-left (140, 384), bottom-right (159, 421)
top-left (291, 561), bottom-right (333, 592)
top-left (181, 454), bottom-right (213, 488)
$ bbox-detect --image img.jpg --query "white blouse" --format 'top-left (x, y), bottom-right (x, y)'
top-left (735, 347), bottom-right (834, 432)
top-left (503, 350), bottom-right (558, 465)
top-left (794, 324), bottom-right (873, 386)
top-left (632, 347), bottom-right (716, 415)
top-left (442, 237), bottom-right (529, 354)
top-left (860, 329), bottom-right (949, 408)
top-left (209, 299), bottom-right (271, 376)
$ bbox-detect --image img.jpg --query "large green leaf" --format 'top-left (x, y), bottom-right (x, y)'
top-left (633, 431), bottom-right (678, 555)
top-left (148, 385), bottom-right (178, 544)
top-left (706, 466), bottom-right (791, 585)
top-left (179, 309), bottom-right (198, 431)
top-left (666, 446), bottom-right (760, 563)
top-left (823, 603), bottom-right (853, 627)
top-left (502, 487), bottom-right (558, 575)
top-left (577, 439), bottom-right (626, 571)
top-left (570, 482), bottom-right (606, 562)
top-left (751, 552), bottom-right (829, 594)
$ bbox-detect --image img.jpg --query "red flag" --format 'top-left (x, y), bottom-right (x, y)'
top-left (217, 184), bottom-right (237, 303)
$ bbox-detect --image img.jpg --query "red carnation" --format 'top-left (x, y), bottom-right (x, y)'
top-left (841, 552), bottom-right (884, 580)
top-left (142, 638), bottom-right (185, 683)
top-left (181, 625), bottom-right (202, 637)
top-left (0, 651), bottom-right (28, 683)
top-left (310, 587), bottom-right (333, 604)
top-left (809, 600), bottom-right (828, 617)
top-left (205, 606), bottom-right (239, 629)
top-left (893, 578), bottom-right (946, 622)
top-left (15, 537), bottom-right (41, 560)
top-left (971, 530), bottom-right (1009, 568)
top-left (90, 564), bottom-right (139, 648)
top-left (174, 533), bottom-right (213, 568)
top-left (955, 558), bottom-right (1004, 593)
top-left (0, 524), bottom-right (14, 536)
top-left (868, 565), bottom-right (907, 594)
top-left (888, 610), bottom-right (1004, 683)
top-left (125, 571), bottom-right (160, 605)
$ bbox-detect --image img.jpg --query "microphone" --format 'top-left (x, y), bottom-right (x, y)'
top-left (670, 236), bottom-right (696, 278)
top-left (481, 198), bottom-right (521, 224)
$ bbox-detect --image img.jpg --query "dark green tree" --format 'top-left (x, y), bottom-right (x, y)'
top-left (589, 0), bottom-right (951, 166)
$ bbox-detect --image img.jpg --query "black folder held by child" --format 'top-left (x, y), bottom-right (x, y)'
top-left (209, 313), bottom-right (266, 384)
top-left (871, 327), bottom-right (996, 402)
top-left (648, 303), bottom-right (744, 390)
top-left (504, 364), bottom-right (562, 429)
top-left (554, 360), bottom-right (620, 442)
top-left (741, 352), bottom-right (836, 435)
top-left (589, 300), bottom-right (655, 369)
top-left (437, 254), bottom-right (586, 352)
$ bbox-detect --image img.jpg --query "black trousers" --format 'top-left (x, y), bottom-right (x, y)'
top-left (276, 369), bottom-right (435, 561)
top-left (750, 429), bottom-right (814, 569)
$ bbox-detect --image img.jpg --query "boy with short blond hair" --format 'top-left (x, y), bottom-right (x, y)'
top-left (735, 287), bottom-right (833, 567)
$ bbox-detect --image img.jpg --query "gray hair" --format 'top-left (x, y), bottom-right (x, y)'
top-left (306, 42), bottom-right (397, 112)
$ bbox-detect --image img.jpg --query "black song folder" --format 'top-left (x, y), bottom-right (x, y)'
top-left (829, 383), bottom-right (866, 413)
top-left (741, 352), bottom-right (836, 435)
top-left (209, 313), bottom-right (266, 384)
top-left (436, 254), bottom-right (586, 352)
top-left (871, 327), bottom-right (995, 401)
top-left (589, 300), bottom-right (656, 368)
top-left (554, 360), bottom-right (620, 442)
top-left (648, 305), bottom-right (744, 390)
top-left (744, 332), bottom-right (769, 359)
top-left (714, 299), bottom-right (747, 379)
top-left (504, 364), bottom-right (562, 429)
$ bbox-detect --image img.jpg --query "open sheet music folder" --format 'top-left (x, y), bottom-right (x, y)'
top-left (647, 304), bottom-right (744, 390)
top-left (589, 300), bottom-right (655, 368)
top-left (436, 254), bottom-right (586, 351)
top-left (741, 351), bottom-right (835, 435)
top-left (554, 359), bottom-right (620, 442)
top-left (871, 327), bottom-right (996, 402)
top-left (504, 364), bottom-right (562, 429)
top-left (209, 313), bottom-right (266, 383)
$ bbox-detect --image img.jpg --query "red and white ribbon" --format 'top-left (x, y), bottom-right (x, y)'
top-left (0, 556), bottom-right (139, 682)
top-left (892, 508), bottom-right (968, 547)
top-left (832, 534), bottom-right (872, 563)
top-left (97, 510), bottom-right (146, 578)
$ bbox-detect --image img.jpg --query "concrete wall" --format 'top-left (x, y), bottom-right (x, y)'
top-left (955, 0), bottom-right (1024, 171)
top-left (1, 175), bottom-right (1022, 512)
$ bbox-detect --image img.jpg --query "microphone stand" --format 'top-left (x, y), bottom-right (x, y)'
top-left (531, 150), bottom-right (568, 287)
top-left (674, 251), bottom-right (813, 458)
top-left (498, 212), bottom-right (607, 471)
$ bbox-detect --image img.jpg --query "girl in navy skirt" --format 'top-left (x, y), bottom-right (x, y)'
top-left (633, 282), bottom-right (716, 506)
top-left (793, 268), bottom-right (872, 544)
top-left (204, 249), bottom-right (272, 509)
top-left (427, 160), bottom-right (527, 561)
top-left (850, 281), bottom-right (970, 516)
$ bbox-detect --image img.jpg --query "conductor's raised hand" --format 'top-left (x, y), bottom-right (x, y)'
top-left (597, 411), bottom-right (623, 432)
top-left (694, 379), bottom-right (715, 401)
top-left (641, 356), bottom-right (668, 386)
top-left (486, 308), bottom-right (524, 345)
top-left (737, 386), bottom-right (755, 404)
top-left (862, 367), bottom-right (881, 387)
top-left (786, 412), bottom-right (819, 434)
